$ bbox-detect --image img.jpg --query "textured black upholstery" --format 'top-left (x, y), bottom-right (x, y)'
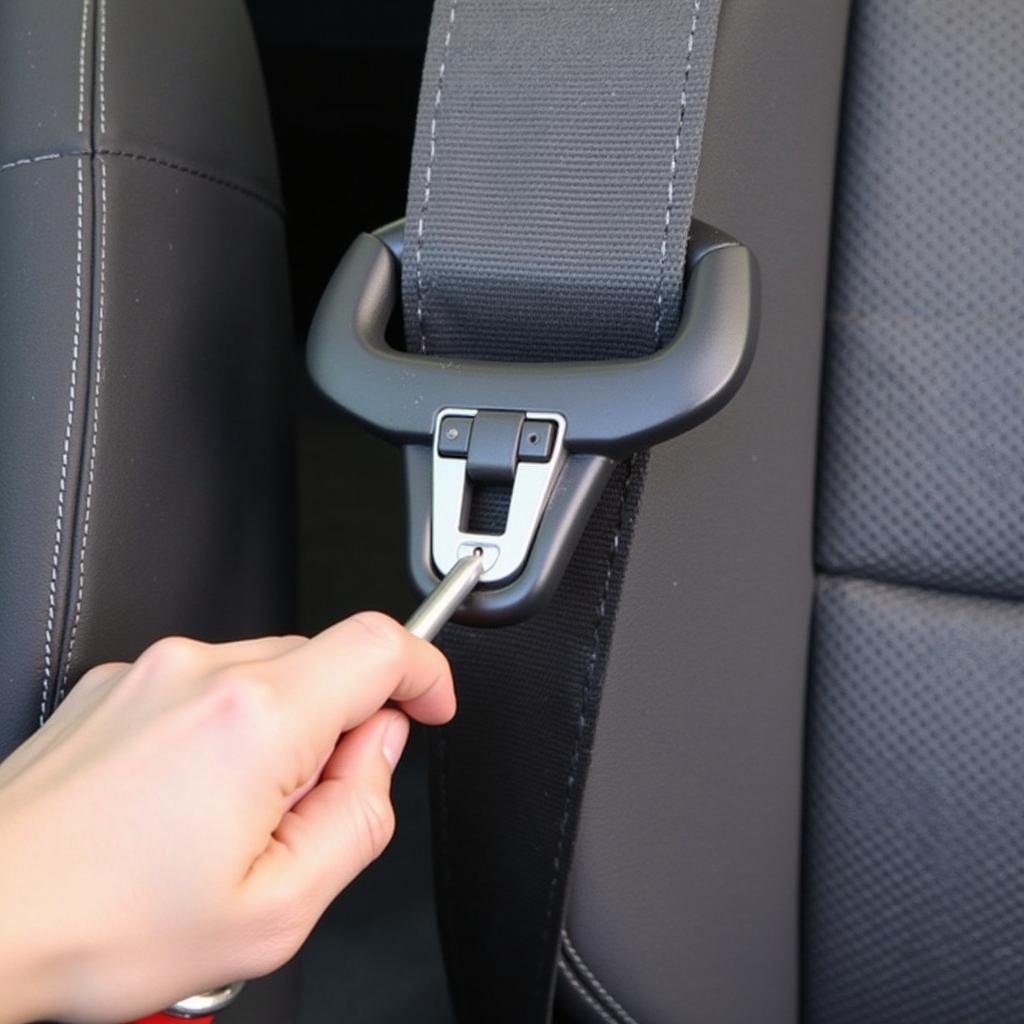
top-left (806, 1), bottom-right (1024, 1020)
top-left (0, 0), bottom-right (296, 1017)
top-left (806, 578), bottom-right (1024, 1022)
top-left (817, 0), bottom-right (1024, 598)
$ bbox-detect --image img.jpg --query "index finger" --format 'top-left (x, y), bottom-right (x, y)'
top-left (261, 611), bottom-right (455, 752)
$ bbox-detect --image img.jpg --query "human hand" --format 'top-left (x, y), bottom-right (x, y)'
top-left (0, 613), bottom-right (453, 1024)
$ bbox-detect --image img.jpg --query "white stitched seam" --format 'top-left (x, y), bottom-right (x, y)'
top-left (0, 148), bottom-right (283, 214)
top-left (562, 932), bottom-right (640, 1024)
top-left (59, 157), bottom-right (107, 704)
top-left (653, 0), bottom-right (702, 345)
top-left (41, 154), bottom-right (85, 725)
top-left (558, 960), bottom-right (620, 1024)
top-left (97, 0), bottom-right (108, 135)
top-left (43, 0), bottom-right (91, 722)
top-left (76, 0), bottom-right (91, 134)
top-left (0, 153), bottom-right (63, 173)
top-left (59, 0), bottom-right (109, 703)
top-left (414, 0), bottom-right (457, 354)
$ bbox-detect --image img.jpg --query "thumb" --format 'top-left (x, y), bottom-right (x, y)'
top-left (241, 710), bottom-right (410, 938)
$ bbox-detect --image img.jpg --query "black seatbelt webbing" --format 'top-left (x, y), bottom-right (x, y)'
top-left (401, 3), bottom-right (722, 1020)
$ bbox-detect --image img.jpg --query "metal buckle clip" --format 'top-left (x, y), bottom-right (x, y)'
top-left (431, 408), bottom-right (566, 585)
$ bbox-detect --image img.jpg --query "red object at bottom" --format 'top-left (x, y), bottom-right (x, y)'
top-left (126, 1016), bottom-right (214, 1024)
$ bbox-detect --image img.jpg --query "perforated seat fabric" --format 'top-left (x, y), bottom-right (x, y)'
top-left (816, 0), bottom-right (1024, 597)
top-left (806, 578), bottom-right (1024, 1021)
top-left (805, 0), bottom-right (1024, 1019)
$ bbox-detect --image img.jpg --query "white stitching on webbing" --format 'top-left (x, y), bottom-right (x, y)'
top-left (414, 0), bottom-right (457, 354)
top-left (562, 931), bottom-right (640, 1024)
top-left (76, 0), bottom-right (91, 133)
top-left (654, 0), bottom-right (702, 345)
top-left (534, 455), bottom-right (641, 1001)
top-left (41, 155), bottom-right (85, 725)
top-left (59, 157), bottom-right (107, 704)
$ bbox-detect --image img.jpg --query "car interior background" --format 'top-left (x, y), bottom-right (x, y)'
top-left (1, 0), bottom-right (1021, 1023)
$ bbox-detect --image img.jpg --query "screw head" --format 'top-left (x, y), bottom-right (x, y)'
top-left (446, 427), bottom-right (459, 440)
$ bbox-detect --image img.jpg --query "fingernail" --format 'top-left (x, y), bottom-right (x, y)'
top-left (382, 713), bottom-right (410, 771)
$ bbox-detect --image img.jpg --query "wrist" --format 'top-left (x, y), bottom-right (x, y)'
top-left (0, 804), bottom-right (65, 1023)
top-left (0, 948), bottom-right (53, 1024)
top-left (0, 927), bottom-right (60, 1023)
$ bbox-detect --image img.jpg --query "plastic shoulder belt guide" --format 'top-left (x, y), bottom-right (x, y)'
top-left (306, 218), bottom-right (759, 624)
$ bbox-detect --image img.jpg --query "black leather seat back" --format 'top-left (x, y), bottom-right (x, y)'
top-left (0, 0), bottom-right (292, 755)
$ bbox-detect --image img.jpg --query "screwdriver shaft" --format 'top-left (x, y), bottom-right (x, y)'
top-left (405, 552), bottom-right (485, 641)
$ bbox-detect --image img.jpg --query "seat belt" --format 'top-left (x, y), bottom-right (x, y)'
top-left (399, 4), bottom-right (723, 1020)
top-left (307, 2), bottom-right (740, 1020)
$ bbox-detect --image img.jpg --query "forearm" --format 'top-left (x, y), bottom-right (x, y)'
top-left (0, 963), bottom-right (48, 1024)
